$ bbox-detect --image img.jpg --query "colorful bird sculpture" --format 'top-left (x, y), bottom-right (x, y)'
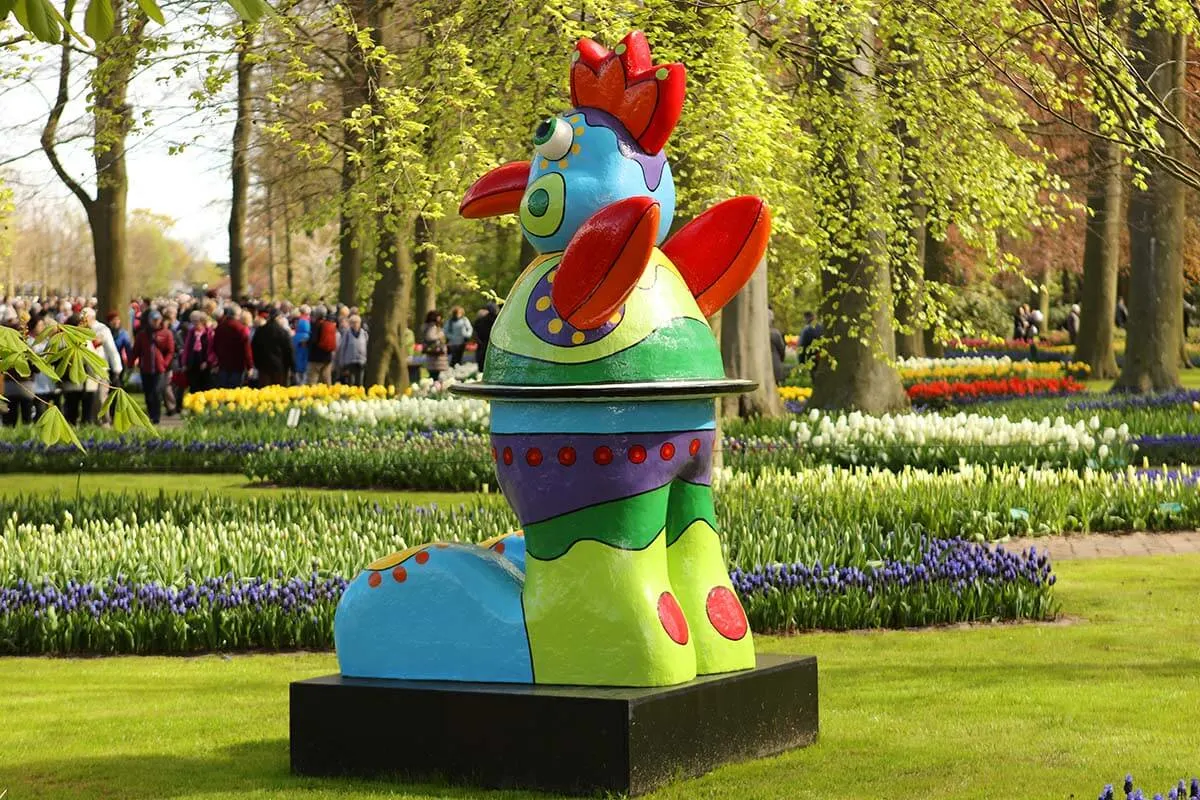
top-left (334, 30), bottom-right (771, 687)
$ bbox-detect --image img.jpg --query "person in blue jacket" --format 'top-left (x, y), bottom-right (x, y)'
top-left (292, 305), bottom-right (312, 384)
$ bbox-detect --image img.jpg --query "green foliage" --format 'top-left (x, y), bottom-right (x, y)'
top-left (2, 0), bottom-right (262, 42)
top-left (0, 322), bottom-right (154, 445)
top-left (945, 282), bottom-right (1015, 342)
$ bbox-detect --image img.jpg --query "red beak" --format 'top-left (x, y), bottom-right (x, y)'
top-left (459, 161), bottom-right (532, 218)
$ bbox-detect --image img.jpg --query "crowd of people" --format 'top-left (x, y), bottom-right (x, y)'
top-left (0, 292), bottom-right (500, 428)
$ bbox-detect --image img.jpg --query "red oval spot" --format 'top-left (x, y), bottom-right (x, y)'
top-left (658, 591), bottom-right (689, 645)
top-left (706, 586), bottom-right (748, 641)
top-left (689, 438), bottom-right (702, 457)
top-left (594, 446), bottom-right (613, 466)
top-left (660, 442), bottom-right (676, 461)
top-left (414, 550), bottom-right (430, 565)
top-left (629, 444), bottom-right (647, 464)
top-left (493, 541), bottom-right (506, 554)
top-left (392, 566), bottom-right (407, 583)
top-left (502, 447), bottom-right (513, 465)
top-left (367, 572), bottom-right (382, 588)
top-left (558, 446), bottom-right (576, 466)
top-left (526, 448), bottom-right (543, 467)
top-left (490, 446), bottom-right (497, 462)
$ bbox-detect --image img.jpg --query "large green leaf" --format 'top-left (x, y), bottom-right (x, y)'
top-left (100, 388), bottom-right (155, 434)
top-left (133, 0), bottom-right (164, 24)
top-left (0, 0), bottom-right (17, 21)
top-left (33, 405), bottom-right (83, 451)
top-left (17, 0), bottom-right (61, 42)
top-left (84, 0), bottom-right (114, 39)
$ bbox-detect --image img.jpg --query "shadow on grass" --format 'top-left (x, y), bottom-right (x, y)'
top-left (9, 739), bottom-right (554, 799)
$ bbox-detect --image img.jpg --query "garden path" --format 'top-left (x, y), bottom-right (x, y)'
top-left (1002, 531), bottom-right (1200, 560)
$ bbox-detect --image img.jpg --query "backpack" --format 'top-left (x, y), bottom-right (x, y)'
top-left (315, 320), bottom-right (337, 353)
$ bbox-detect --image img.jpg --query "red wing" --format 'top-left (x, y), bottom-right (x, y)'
top-left (662, 196), bottom-right (771, 317)
top-left (551, 197), bottom-right (660, 330)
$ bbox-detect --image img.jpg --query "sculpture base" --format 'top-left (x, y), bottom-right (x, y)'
top-left (290, 653), bottom-right (818, 797)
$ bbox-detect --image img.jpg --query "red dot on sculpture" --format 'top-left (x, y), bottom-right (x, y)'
top-left (526, 448), bottom-right (543, 467)
top-left (629, 444), bottom-right (647, 464)
top-left (660, 442), bottom-right (676, 460)
top-left (493, 541), bottom-right (506, 554)
top-left (558, 446), bottom-right (576, 466)
top-left (490, 446), bottom-right (497, 462)
top-left (502, 447), bottom-right (513, 465)
top-left (367, 572), bottom-right (382, 588)
top-left (657, 591), bottom-right (689, 645)
top-left (414, 550), bottom-right (430, 565)
top-left (392, 566), bottom-right (407, 583)
top-left (594, 446), bottom-right (613, 465)
top-left (689, 438), bottom-right (702, 456)
top-left (706, 586), bottom-right (748, 641)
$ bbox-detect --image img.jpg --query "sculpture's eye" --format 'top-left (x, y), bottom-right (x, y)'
top-left (532, 117), bottom-right (573, 161)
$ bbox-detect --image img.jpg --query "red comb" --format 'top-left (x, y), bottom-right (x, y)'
top-left (569, 31), bottom-right (686, 155)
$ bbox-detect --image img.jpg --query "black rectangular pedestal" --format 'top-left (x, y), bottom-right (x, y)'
top-left (290, 653), bottom-right (818, 796)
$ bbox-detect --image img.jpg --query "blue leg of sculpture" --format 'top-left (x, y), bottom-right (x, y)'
top-left (334, 542), bottom-right (533, 683)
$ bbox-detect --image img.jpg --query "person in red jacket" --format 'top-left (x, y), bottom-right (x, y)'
top-left (212, 305), bottom-right (254, 388)
top-left (131, 309), bottom-right (175, 424)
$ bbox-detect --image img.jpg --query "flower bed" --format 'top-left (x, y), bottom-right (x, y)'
top-left (733, 536), bottom-right (1054, 631)
top-left (898, 356), bottom-right (1090, 384)
top-left (734, 410), bottom-right (1130, 471)
top-left (907, 376), bottom-right (1086, 407)
top-left (0, 479), bottom-right (1070, 652)
top-left (183, 383), bottom-right (394, 421)
top-left (1098, 775), bottom-right (1199, 800)
top-left (244, 432), bottom-right (494, 491)
top-left (312, 396), bottom-right (489, 432)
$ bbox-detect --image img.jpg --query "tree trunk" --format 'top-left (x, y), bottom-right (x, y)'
top-left (1172, 32), bottom-right (1191, 371)
top-left (891, 25), bottom-right (926, 360)
top-left (336, 3), bottom-right (369, 307)
top-left (1115, 25), bottom-right (1185, 393)
top-left (90, 176), bottom-right (127, 317)
top-left (1075, 136), bottom-right (1122, 379)
top-left (265, 180), bottom-right (276, 295)
top-left (806, 18), bottom-right (908, 413)
top-left (45, 0), bottom-right (145, 317)
top-left (364, 218), bottom-right (413, 389)
top-left (1038, 266), bottom-right (1052, 324)
top-left (283, 201), bottom-right (293, 295)
top-left (228, 24), bottom-right (253, 301)
top-left (894, 210), bottom-right (926, 358)
top-left (720, 259), bottom-right (782, 418)
top-left (412, 217), bottom-right (437, 317)
top-left (922, 228), bottom-right (947, 357)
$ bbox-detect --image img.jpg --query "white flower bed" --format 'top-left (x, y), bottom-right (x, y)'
top-left (783, 409), bottom-right (1127, 467)
top-left (312, 395), bottom-right (490, 431)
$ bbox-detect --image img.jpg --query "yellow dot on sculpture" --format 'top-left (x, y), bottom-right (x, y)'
top-left (540, 159), bottom-right (549, 169)
top-left (571, 144), bottom-right (581, 155)
top-left (574, 127), bottom-right (585, 136)
top-left (570, 115), bottom-right (582, 124)
top-left (571, 331), bottom-right (586, 345)
top-left (546, 270), bottom-right (556, 283)
top-left (548, 318), bottom-right (563, 334)
top-left (535, 296), bottom-right (551, 311)
top-left (558, 159), bottom-right (569, 169)
top-left (610, 312), bottom-right (622, 325)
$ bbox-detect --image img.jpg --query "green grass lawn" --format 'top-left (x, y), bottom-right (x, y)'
top-left (0, 472), bottom-right (482, 506)
top-left (2, 554), bottom-right (1198, 800)
top-left (1084, 368), bottom-right (1200, 392)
